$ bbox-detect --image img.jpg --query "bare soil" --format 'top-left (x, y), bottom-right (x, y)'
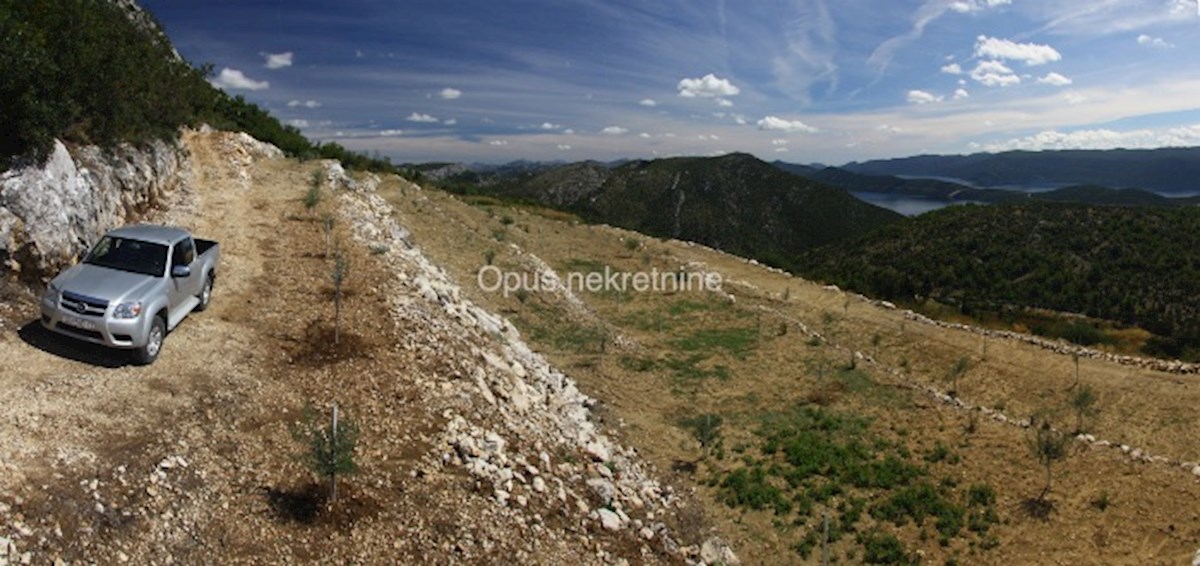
top-left (0, 132), bottom-right (673, 563)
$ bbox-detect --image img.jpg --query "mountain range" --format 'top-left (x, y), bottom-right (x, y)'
top-left (841, 147), bottom-right (1200, 195)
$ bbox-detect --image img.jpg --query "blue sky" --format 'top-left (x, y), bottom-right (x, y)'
top-left (142, 0), bottom-right (1200, 164)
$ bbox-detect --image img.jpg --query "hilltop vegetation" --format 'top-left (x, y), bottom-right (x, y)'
top-left (437, 152), bottom-right (903, 269)
top-left (800, 203), bottom-right (1200, 360)
top-left (0, 0), bottom-right (393, 173)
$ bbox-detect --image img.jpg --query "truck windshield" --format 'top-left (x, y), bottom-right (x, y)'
top-left (83, 236), bottom-right (168, 277)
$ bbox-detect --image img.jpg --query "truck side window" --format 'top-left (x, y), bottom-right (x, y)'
top-left (172, 238), bottom-right (196, 266)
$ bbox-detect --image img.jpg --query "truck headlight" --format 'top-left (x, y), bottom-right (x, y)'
top-left (44, 283), bottom-right (61, 302)
top-left (113, 301), bottom-right (143, 319)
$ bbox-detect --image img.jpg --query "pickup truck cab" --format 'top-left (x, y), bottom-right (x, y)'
top-left (40, 224), bottom-right (220, 364)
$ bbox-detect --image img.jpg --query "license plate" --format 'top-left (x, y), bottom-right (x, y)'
top-left (67, 315), bottom-right (97, 330)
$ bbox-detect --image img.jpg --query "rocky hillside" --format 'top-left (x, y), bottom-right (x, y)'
top-left (0, 129), bottom-right (734, 564)
top-left (0, 138), bottom-right (191, 282)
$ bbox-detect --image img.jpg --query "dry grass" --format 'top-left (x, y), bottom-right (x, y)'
top-left (385, 178), bottom-right (1200, 565)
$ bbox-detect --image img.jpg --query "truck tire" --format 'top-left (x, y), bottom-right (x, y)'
top-left (133, 316), bottom-right (166, 365)
top-left (194, 273), bottom-right (214, 312)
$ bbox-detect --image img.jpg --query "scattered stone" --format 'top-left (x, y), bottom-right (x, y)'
top-left (597, 508), bottom-right (623, 531)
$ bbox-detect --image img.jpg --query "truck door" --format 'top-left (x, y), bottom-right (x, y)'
top-left (168, 238), bottom-right (200, 313)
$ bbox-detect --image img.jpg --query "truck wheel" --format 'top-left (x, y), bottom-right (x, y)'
top-left (134, 316), bottom-right (166, 365)
top-left (194, 273), bottom-right (214, 312)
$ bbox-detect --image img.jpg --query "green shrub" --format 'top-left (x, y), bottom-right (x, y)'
top-left (718, 467), bottom-right (791, 515)
top-left (860, 531), bottom-right (915, 565)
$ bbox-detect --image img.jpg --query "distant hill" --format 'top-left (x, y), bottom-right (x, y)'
top-left (799, 202), bottom-right (1200, 359)
top-left (842, 147), bottom-right (1200, 195)
top-left (774, 162), bottom-right (1012, 203)
top-left (440, 153), bottom-right (903, 270)
top-left (775, 162), bottom-right (1200, 209)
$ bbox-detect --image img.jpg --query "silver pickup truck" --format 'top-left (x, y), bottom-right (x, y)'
top-left (39, 224), bottom-right (219, 364)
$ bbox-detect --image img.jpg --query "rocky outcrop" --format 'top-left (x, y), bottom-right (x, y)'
top-left (0, 138), bottom-right (189, 282)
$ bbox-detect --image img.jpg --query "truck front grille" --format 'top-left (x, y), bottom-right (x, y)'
top-left (60, 291), bottom-right (109, 317)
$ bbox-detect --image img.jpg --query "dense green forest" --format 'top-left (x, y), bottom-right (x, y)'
top-left (799, 203), bottom-right (1200, 360)
top-left (0, 0), bottom-right (393, 172)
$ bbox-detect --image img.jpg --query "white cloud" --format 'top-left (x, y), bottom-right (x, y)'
top-left (263, 52), bottom-right (293, 69)
top-left (1137, 34), bottom-right (1173, 48)
top-left (639, 98), bottom-right (658, 107)
top-left (407, 112), bottom-right (439, 123)
top-left (906, 89), bottom-right (943, 104)
top-left (601, 126), bottom-right (629, 135)
top-left (771, 138), bottom-right (789, 146)
top-left (443, 118), bottom-right (457, 126)
top-left (677, 74), bottom-right (740, 98)
top-left (974, 36), bottom-right (1062, 66)
top-left (756, 116), bottom-right (819, 133)
top-left (379, 129), bottom-right (403, 137)
top-left (1037, 72), bottom-right (1073, 86)
top-left (950, 0), bottom-right (1011, 13)
top-left (540, 122), bottom-right (562, 130)
top-left (488, 140), bottom-right (509, 146)
top-left (981, 124), bottom-right (1200, 152)
top-left (210, 68), bottom-right (269, 91)
top-left (288, 119), bottom-right (309, 128)
top-left (1063, 92), bottom-right (1088, 105)
top-left (970, 60), bottom-right (1020, 87)
top-left (697, 134), bottom-right (721, 141)
top-left (941, 63), bottom-right (963, 75)
top-left (287, 99), bottom-right (321, 108)
top-left (563, 128), bottom-right (575, 135)
top-left (877, 124), bottom-right (904, 133)
top-left (639, 132), bottom-right (651, 139)
top-left (716, 98), bottom-right (734, 107)
top-left (557, 144), bottom-right (572, 150)
top-left (953, 88), bottom-right (970, 100)
top-left (440, 88), bottom-right (462, 100)
top-left (774, 147), bottom-right (789, 153)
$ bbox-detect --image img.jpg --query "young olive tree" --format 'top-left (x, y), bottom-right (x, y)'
top-left (1026, 416), bottom-right (1069, 516)
top-left (1070, 384), bottom-right (1098, 434)
top-left (332, 245), bottom-right (350, 344)
top-left (947, 356), bottom-right (971, 397)
top-left (292, 403), bottom-right (359, 502)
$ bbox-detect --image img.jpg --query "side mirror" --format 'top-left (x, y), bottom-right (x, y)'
top-left (171, 265), bottom-right (191, 278)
